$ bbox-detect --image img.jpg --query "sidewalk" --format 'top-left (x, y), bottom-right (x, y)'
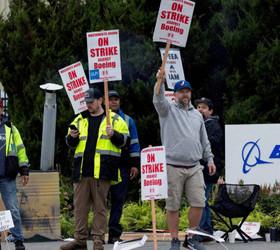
top-left (1, 240), bottom-right (280, 250)
top-left (2, 232), bottom-right (280, 250)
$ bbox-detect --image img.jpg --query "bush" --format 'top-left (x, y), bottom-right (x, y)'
top-left (60, 176), bottom-right (75, 238)
top-left (59, 179), bottom-right (280, 237)
top-left (179, 206), bottom-right (190, 231)
top-left (121, 202), bottom-right (156, 231)
top-left (60, 214), bottom-right (74, 238)
top-left (121, 201), bottom-right (191, 231)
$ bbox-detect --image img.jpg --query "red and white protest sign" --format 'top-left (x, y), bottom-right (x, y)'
top-left (153, 0), bottom-right (195, 47)
top-left (59, 61), bottom-right (89, 114)
top-left (141, 146), bottom-right (168, 201)
top-left (87, 29), bottom-right (122, 83)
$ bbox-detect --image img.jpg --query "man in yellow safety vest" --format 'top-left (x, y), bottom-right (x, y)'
top-left (60, 88), bottom-right (130, 250)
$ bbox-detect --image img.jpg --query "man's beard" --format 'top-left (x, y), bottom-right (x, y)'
top-left (89, 106), bottom-right (100, 114)
top-left (178, 97), bottom-right (190, 107)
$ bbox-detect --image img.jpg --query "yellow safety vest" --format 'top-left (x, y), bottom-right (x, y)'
top-left (69, 111), bottom-right (129, 182)
top-left (4, 124), bottom-right (29, 178)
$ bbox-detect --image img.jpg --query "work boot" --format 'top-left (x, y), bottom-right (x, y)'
top-left (93, 239), bottom-right (104, 250)
top-left (15, 241), bottom-right (25, 250)
top-left (93, 235), bottom-right (104, 250)
top-left (60, 240), bottom-right (87, 250)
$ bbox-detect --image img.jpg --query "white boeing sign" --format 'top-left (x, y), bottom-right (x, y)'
top-left (225, 124), bottom-right (280, 185)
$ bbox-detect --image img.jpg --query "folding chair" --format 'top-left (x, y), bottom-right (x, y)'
top-left (210, 184), bottom-right (260, 243)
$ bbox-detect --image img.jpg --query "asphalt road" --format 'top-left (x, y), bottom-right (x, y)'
top-left (1, 241), bottom-right (280, 250)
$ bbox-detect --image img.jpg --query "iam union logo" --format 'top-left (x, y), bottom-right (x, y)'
top-left (242, 139), bottom-right (280, 174)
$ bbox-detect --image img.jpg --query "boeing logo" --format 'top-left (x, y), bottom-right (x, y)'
top-left (241, 139), bottom-right (280, 174)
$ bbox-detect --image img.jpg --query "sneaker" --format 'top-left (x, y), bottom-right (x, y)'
top-left (197, 235), bottom-right (214, 242)
top-left (15, 241), bottom-right (25, 250)
top-left (183, 236), bottom-right (206, 250)
top-left (191, 232), bottom-right (213, 243)
top-left (170, 238), bottom-right (181, 250)
top-left (7, 234), bottom-right (15, 242)
top-left (108, 236), bottom-right (123, 244)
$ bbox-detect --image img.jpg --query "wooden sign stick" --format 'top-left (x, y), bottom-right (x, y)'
top-left (155, 41), bottom-right (171, 95)
top-left (148, 144), bottom-right (158, 250)
top-left (104, 79), bottom-right (111, 125)
top-left (151, 199), bottom-right (158, 250)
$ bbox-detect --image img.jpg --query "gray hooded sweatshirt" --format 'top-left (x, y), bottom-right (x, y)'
top-left (153, 85), bottom-right (214, 167)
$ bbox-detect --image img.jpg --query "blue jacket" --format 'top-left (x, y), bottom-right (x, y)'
top-left (117, 109), bottom-right (140, 169)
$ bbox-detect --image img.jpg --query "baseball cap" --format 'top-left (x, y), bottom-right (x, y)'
top-left (84, 88), bottom-right (102, 102)
top-left (174, 80), bottom-right (192, 92)
top-left (108, 90), bottom-right (120, 98)
top-left (195, 97), bottom-right (214, 110)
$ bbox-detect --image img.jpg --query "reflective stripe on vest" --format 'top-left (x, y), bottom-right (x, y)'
top-left (7, 152), bottom-right (17, 157)
top-left (130, 138), bottom-right (139, 145)
top-left (124, 114), bottom-right (130, 126)
top-left (95, 149), bottom-right (121, 157)
top-left (19, 161), bottom-right (29, 167)
top-left (17, 144), bottom-right (25, 150)
top-left (74, 152), bottom-right (84, 158)
top-left (130, 152), bottom-right (140, 157)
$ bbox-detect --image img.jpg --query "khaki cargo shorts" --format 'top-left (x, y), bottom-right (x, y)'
top-left (165, 164), bottom-right (205, 211)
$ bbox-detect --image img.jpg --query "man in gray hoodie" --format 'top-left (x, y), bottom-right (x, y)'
top-left (153, 70), bottom-right (216, 250)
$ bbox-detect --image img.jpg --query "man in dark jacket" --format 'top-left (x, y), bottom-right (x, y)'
top-left (107, 90), bottom-right (140, 244)
top-left (195, 97), bottom-right (223, 237)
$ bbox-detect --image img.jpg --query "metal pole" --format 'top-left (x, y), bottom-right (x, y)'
top-left (39, 83), bottom-right (62, 171)
top-left (40, 91), bottom-right (57, 170)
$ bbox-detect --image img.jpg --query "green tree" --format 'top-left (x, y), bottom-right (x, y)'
top-left (0, 0), bottom-right (161, 177)
top-left (0, 0), bottom-right (279, 183)
top-left (216, 0), bottom-right (280, 123)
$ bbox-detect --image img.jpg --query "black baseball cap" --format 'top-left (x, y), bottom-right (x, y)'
top-left (108, 90), bottom-right (120, 98)
top-left (195, 97), bottom-right (214, 110)
top-left (84, 88), bottom-right (102, 102)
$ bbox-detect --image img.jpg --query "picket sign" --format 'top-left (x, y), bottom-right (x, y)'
top-left (153, 0), bottom-right (195, 47)
top-left (59, 61), bottom-right (89, 114)
top-left (141, 145), bottom-right (168, 250)
top-left (113, 235), bottom-right (148, 250)
top-left (160, 48), bottom-right (185, 90)
top-left (87, 30), bottom-right (122, 83)
top-left (153, 0), bottom-right (195, 94)
top-left (0, 210), bottom-right (14, 232)
top-left (164, 91), bottom-right (175, 103)
top-left (0, 202), bottom-right (14, 250)
top-left (186, 229), bottom-right (225, 243)
top-left (86, 29), bottom-right (121, 125)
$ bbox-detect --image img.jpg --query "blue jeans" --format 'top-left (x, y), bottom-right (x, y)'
top-left (0, 178), bottom-right (24, 241)
top-left (199, 183), bottom-right (213, 234)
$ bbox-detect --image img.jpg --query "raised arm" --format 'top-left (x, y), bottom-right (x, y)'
top-left (153, 69), bottom-right (170, 117)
